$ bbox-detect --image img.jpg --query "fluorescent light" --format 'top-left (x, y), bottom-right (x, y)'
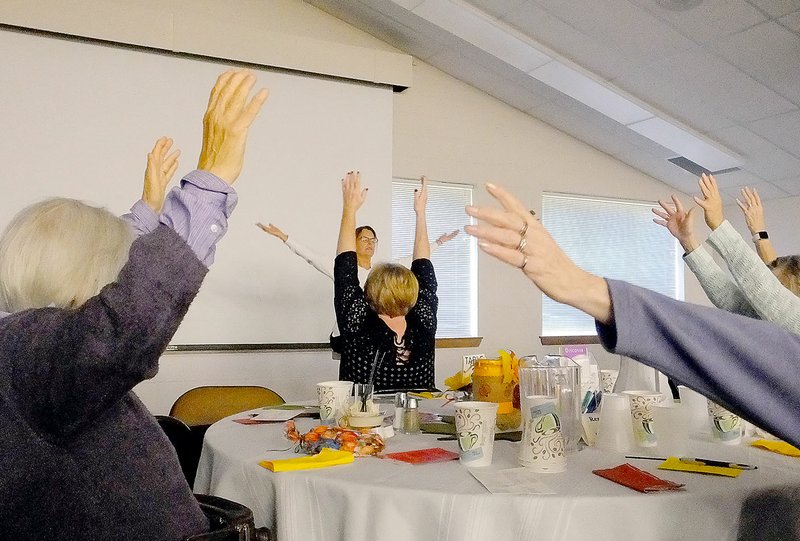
top-left (628, 117), bottom-right (741, 171)
top-left (410, 0), bottom-right (550, 72)
top-left (529, 61), bottom-right (653, 125)
top-left (392, 0), bottom-right (742, 171)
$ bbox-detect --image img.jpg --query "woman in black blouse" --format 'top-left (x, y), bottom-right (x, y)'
top-left (334, 171), bottom-right (437, 390)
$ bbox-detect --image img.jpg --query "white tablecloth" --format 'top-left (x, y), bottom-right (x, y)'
top-left (195, 408), bottom-right (800, 541)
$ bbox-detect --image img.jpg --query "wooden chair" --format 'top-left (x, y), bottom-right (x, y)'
top-left (169, 386), bottom-right (286, 427)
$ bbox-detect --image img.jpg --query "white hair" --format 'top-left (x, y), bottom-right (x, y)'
top-left (0, 198), bottom-right (134, 312)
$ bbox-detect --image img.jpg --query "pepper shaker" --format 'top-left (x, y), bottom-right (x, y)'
top-left (393, 392), bottom-right (407, 430)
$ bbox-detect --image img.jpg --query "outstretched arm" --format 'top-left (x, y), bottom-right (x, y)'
top-left (737, 186), bottom-right (777, 264)
top-left (413, 176), bottom-right (430, 261)
top-left (256, 223), bottom-right (334, 280)
top-left (256, 222), bottom-right (288, 242)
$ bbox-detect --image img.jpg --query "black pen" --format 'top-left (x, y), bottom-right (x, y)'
top-left (625, 455), bottom-right (757, 470)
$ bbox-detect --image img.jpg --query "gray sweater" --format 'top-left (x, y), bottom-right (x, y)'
top-left (684, 220), bottom-right (800, 332)
top-left (0, 226), bottom-right (209, 540)
top-left (598, 279), bottom-right (800, 448)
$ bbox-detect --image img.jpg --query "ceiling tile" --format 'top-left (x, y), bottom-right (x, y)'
top-left (466, 0), bottom-right (527, 19)
top-left (708, 169), bottom-right (767, 189)
top-left (528, 0), bottom-right (696, 70)
top-left (747, 0), bottom-right (800, 18)
top-left (712, 21), bottom-right (800, 104)
top-left (770, 175), bottom-right (800, 195)
top-left (779, 10), bottom-right (800, 31)
top-left (615, 47), bottom-right (795, 128)
top-left (747, 109), bottom-right (800, 157)
top-left (613, 148), bottom-right (700, 191)
top-left (503, 2), bottom-right (633, 80)
top-left (721, 181), bottom-right (789, 201)
top-left (631, 0), bottom-right (767, 43)
top-left (712, 124), bottom-right (800, 180)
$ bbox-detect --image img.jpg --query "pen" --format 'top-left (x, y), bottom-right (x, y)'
top-left (625, 455), bottom-right (757, 470)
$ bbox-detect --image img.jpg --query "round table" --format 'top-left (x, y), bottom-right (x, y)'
top-left (194, 406), bottom-right (800, 541)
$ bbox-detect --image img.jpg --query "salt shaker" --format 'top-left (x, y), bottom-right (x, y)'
top-left (393, 392), bottom-right (406, 430)
top-left (401, 397), bottom-right (421, 435)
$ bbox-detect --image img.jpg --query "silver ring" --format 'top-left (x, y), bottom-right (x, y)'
top-left (517, 237), bottom-right (528, 252)
top-left (519, 221), bottom-right (529, 236)
top-left (520, 256), bottom-right (528, 270)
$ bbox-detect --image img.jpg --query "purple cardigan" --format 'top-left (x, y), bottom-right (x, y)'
top-left (0, 226), bottom-right (210, 540)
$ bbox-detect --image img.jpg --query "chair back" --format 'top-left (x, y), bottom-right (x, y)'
top-left (170, 386), bottom-right (285, 427)
top-left (155, 415), bottom-right (198, 486)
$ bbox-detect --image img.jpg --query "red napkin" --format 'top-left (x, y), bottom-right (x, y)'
top-left (593, 463), bottom-right (684, 493)
top-left (384, 447), bottom-right (460, 464)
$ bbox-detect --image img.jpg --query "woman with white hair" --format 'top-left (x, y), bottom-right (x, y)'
top-left (0, 69), bottom-right (268, 541)
top-left (465, 182), bottom-right (800, 449)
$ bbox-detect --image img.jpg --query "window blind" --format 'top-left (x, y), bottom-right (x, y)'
top-left (392, 180), bottom-right (476, 337)
top-left (541, 192), bottom-right (683, 336)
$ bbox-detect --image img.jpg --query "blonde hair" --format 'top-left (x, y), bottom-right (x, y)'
top-left (770, 255), bottom-right (800, 297)
top-left (0, 198), bottom-right (134, 312)
top-left (364, 263), bottom-right (419, 317)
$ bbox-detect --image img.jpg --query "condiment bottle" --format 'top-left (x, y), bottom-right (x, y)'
top-left (393, 392), bottom-right (406, 430)
top-left (401, 397), bottom-right (421, 434)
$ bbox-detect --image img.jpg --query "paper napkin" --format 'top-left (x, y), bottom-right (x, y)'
top-left (384, 447), bottom-right (460, 464)
top-left (259, 448), bottom-right (354, 472)
top-left (593, 463), bottom-right (684, 493)
top-left (751, 439), bottom-right (800, 457)
top-left (658, 456), bottom-right (742, 478)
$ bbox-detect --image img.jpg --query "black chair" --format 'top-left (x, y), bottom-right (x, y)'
top-left (186, 494), bottom-right (272, 541)
top-left (155, 414), bottom-right (201, 487)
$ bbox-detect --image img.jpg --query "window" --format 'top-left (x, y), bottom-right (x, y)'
top-left (541, 192), bottom-right (683, 336)
top-left (392, 179), bottom-right (477, 338)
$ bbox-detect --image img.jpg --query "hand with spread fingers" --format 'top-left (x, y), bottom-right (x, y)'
top-left (197, 69), bottom-right (269, 185)
top-left (436, 229), bottom-right (460, 246)
top-left (694, 173), bottom-right (725, 231)
top-left (652, 195), bottom-right (699, 253)
top-left (737, 186), bottom-right (777, 264)
top-left (142, 136), bottom-right (180, 213)
top-left (464, 183), bottom-right (611, 323)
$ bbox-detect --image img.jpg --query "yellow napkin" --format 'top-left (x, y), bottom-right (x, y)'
top-left (259, 448), bottom-right (354, 472)
top-left (751, 439), bottom-right (800, 457)
top-left (658, 456), bottom-right (742, 478)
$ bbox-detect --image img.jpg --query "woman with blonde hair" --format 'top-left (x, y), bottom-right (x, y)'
top-left (334, 172), bottom-right (437, 390)
top-left (0, 69), bottom-right (268, 540)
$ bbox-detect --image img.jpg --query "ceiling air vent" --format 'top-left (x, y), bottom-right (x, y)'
top-left (668, 156), bottom-right (741, 177)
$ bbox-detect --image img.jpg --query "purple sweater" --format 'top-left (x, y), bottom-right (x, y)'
top-left (0, 226), bottom-right (209, 540)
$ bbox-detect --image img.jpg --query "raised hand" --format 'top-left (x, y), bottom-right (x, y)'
top-left (256, 222), bottom-right (288, 242)
top-left (436, 229), bottom-right (460, 246)
top-left (341, 171), bottom-right (367, 213)
top-left (197, 69), bottom-right (269, 185)
top-left (464, 183), bottom-right (611, 323)
top-left (652, 195), bottom-right (698, 253)
top-left (737, 186), bottom-right (766, 234)
top-left (694, 173), bottom-right (725, 231)
top-left (414, 175), bottom-right (429, 214)
top-left (142, 137), bottom-right (180, 212)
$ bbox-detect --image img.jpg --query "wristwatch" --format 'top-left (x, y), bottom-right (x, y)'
top-left (752, 231), bottom-right (769, 242)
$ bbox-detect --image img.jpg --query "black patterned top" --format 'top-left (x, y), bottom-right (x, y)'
top-left (334, 251), bottom-right (437, 390)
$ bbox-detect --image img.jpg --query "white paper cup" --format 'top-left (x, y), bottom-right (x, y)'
top-left (652, 403), bottom-right (689, 456)
top-left (623, 391), bottom-right (664, 447)
top-left (600, 369), bottom-right (619, 393)
top-left (317, 380), bottom-right (353, 424)
top-left (454, 401), bottom-right (498, 467)
top-left (596, 393), bottom-right (635, 452)
top-left (707, 400), bottom-right (742, 445)
top-left (519, 396), bottom-right (567, 472)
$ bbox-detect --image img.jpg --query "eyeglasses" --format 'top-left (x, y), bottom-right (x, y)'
top-left (358, 237), bottom-right (378, 245)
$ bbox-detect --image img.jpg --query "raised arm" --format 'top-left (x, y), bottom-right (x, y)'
top-left (653, 195), bottom-right (758, 317)
top-left (337, 171), bottom-right (366, 255)
top-left (413, 176), bottom-right (430, 261)
top-left (737, 186), bottom-right (777, 264)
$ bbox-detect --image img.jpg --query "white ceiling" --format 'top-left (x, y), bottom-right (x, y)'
top-left (305, 0), bottom-right (800, 202)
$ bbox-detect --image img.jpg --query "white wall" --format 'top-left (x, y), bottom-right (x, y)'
top-left (2, 0), bottom-right (721, 413)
